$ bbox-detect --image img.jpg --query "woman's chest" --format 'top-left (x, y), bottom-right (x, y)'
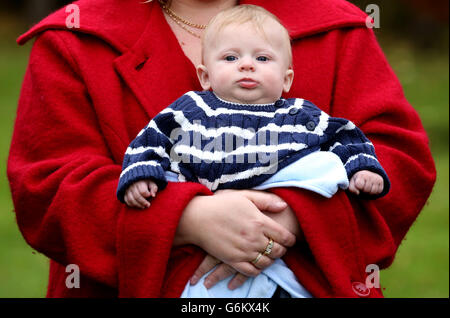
top-left (165, 20), bottom-right (204, 67)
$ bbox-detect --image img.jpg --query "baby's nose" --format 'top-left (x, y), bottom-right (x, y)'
top-left (239, 57), bottom-right (255, 71)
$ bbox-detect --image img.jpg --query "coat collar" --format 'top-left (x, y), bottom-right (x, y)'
top-left (18, 0), bottom-right (367, 50)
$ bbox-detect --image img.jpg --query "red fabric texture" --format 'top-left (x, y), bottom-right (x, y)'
top-left (8, 0), bottom-right (435, 298)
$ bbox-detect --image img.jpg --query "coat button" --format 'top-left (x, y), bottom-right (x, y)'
top-left (288, 108), bottom-right (299, 115)
top-left (274, 99), bottom-right (285, 107)
top-left (351, 282), bottom-right (370, 297)
top-left (306, 121), bottom-right (316, 131)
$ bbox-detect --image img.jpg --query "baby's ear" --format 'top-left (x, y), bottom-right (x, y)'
top-left (283, 69), bottom-right (294, 93)
top-left (196, 64), bottom-right (211, 91)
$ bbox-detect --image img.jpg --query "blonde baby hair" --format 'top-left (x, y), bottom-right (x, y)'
top-left (202, 5), bottom-right (292, 67)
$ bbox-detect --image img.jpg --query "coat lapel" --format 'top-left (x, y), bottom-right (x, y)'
top-left (113, 1), bottom-right (202, 120)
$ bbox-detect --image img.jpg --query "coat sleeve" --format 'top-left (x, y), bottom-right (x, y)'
top-left (276, 27), bottom-right (436, 297)
top-left (7, 31), bottom-right (211, 294)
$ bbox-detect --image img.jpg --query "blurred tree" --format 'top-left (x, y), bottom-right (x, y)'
top-left (0, 0), bottom-right (71, 25)
top-left (349, 0), bottom-right (449, 50)
top-left (406, 0), bottom-right (449, 23)
top-left (25, 0), bottom-right (60, 24)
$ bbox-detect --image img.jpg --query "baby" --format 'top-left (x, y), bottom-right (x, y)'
top-left (116, 5), bottom-right (389, 210)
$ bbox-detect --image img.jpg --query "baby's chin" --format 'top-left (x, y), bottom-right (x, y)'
top-left (221, 91), bottom-right (280, 105)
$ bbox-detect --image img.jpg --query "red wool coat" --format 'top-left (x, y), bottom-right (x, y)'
top-left (8, 0), bottom-right (436, 298)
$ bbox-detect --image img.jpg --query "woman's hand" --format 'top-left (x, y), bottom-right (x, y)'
top-left (180, 190), bottom-right (301, 289)
top-left (189, 191), bottom-right (303, 290)
top-left (175, 189), bottom-right (296, 277)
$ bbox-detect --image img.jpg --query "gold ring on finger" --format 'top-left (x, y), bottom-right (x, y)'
top-left (263, 238), bottom-right (274, 256)
top-left (251, 252), bottom-right (263, 265)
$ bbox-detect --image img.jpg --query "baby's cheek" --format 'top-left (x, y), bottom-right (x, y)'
top-left (264, 73), bottom-right (284, 95)
top-left (211, 74), bottom-right (231, 92)
top-left (214, 67), bottom-right (232, 83)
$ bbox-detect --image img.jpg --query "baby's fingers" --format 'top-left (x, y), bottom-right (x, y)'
top-left (125, 191), bottom-right (141, 208)
top-left (137, 182), bottom-right (152, 198)
top-left (370, 183), bottom-right (380, 195)
top-left (124, 193), bottom-right (131, 207)
top-left (371, 180), bottom-right (384, 194)
top-left (348, 177), bottom-right (360, 195)
top-left (131, 187), bottom-right (151, 209)
top-left (354, 175), bottom-right (366, 191)
top-left (362, 178), bottom-right (374, 193)
top-left (148, 181), bottom-right (158, 197)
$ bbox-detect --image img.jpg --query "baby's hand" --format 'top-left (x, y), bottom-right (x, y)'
top-left (348, 170), bottom-right (384, 196)
top-left (124, 179), bottom-right (158, 209)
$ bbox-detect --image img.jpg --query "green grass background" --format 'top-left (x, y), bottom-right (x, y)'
top-left (0, 24), bottom-right (448, 298)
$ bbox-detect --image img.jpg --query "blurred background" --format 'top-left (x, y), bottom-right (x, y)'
top-left (0, 0), bottom-right (448, 298)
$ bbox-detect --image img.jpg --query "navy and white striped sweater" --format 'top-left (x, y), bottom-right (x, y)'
top-left (117, 91), bottom-right (390, 202)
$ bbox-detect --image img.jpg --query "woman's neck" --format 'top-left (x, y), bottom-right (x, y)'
top-left (168, 0), bottom-right (238, 26)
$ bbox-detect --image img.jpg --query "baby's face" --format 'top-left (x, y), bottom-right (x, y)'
top-left (198, 20), bottom-right (293, 104)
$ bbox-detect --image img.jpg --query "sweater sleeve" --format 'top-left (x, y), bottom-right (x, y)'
top-left (116, 111), bottom-right (175, 203)
top-left (320, 116), bottom-right (390, 198)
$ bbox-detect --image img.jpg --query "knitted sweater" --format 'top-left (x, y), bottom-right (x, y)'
top-left (117, 91), bottom-right (389, 201)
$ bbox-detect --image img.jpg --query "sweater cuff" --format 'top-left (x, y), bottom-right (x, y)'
top-left (116, 164), bottom-right (168, 203)
top-left (345, 154), bottom-right (390, 199)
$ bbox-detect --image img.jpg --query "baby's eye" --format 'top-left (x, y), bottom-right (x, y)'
top-left (224, 55), bottom-right (237, 61)
top-left (256, 56), bottom-right (269, 62)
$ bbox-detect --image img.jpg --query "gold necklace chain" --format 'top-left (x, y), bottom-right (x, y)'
top-left (164, 9), bottom-right (202, 38)
top-left (159, 0), bottom-right (207, 29)
top-left (158, 0), bottom-right (207, 39)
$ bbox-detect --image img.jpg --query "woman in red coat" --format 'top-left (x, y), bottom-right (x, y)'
top-left (8, 0), bottom-right (436, 297)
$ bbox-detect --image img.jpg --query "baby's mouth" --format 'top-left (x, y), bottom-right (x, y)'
top-left (237, 78), bottom-right (259, 89)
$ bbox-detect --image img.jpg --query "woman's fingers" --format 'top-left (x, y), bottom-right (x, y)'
top-left (228, 272), bottom-right (250, 290)
top-left (202, 240), bottom-right (283, 288)
top-left (190, 255), bottom-right (221, 286)
top-left (232, 261), bottom-right (261, 277)
top-left (250, 252), bottom-right (274, 270)
top-left (264, 241), bottom-right (286, 260)
top-left (260, 215), bottom-right (296, 248)
top-left (191, 255), bottom-right (248, 290)
top-left (239, 190), bottom-right (296, 246)
top-left (241, 190), bottom-right (288, 213)
top-left (203, 263), bottom-right (236, 289)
